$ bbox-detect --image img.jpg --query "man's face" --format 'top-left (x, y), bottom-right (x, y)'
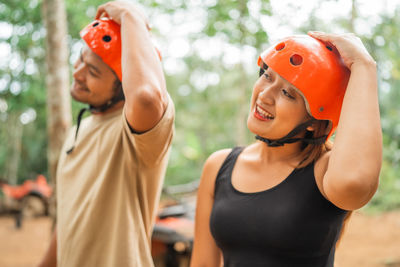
top-left (71, 44), bottom-right (117, 107)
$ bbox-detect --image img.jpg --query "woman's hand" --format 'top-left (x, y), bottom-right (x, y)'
top-left (95, 1), bottom-right (150, 30)
top-left (311, 31), bottom-right (381, 211)
top-left (308, 31), bottom-right (375, 70)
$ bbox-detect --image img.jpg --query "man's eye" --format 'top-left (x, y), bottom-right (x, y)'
top-left (89, 70), bottom-right (98, 77)
top-left (263, 73), bottom-right (270, 79)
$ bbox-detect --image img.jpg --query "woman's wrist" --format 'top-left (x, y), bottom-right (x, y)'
top-left (350, 57), bottom-right (376, 72)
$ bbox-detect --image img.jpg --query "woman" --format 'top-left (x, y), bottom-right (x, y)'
top-left (190, 32), bottom-right (382, 267)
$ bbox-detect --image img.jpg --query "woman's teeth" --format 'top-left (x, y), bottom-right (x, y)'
top-left (256, 105), bottom-right (274, 119)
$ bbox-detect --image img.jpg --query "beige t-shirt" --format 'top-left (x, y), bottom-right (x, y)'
top-left (56, 98), bottom-right (174, 267)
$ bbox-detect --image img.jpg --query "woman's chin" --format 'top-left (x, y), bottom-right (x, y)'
top-left (247, 122), bottom-right (266, 137)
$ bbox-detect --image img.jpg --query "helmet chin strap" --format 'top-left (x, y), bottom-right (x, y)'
top-left (66, 86), bottom-right (125, 154)
top-left (88, 86), bottom-right (125, 113)
top-left (255, 119), bottom-right (327, 147)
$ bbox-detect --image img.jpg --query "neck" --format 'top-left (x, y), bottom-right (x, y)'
top-left (253, 140), bottom-right (304, 164)
top-left (91, 101), bottom-right (124, 115)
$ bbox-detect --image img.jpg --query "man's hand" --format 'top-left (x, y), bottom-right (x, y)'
top-left (95, 1), bottom-right (150, 30)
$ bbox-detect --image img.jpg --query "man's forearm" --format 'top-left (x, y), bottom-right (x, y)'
top-left (37, 228), bottom-right (57, 267)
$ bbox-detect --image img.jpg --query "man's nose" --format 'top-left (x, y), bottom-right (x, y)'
top-left (73, 61), bottom-right (85, 81)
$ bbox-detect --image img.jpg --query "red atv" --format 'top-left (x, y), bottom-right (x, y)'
top-left (152, 182), bottom-right (197, 267)
top-left (0, 175), bottom-right (53, 227)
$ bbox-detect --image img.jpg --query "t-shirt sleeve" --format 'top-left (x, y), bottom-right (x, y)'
top-left (122, 95), bottom-right (175, 165)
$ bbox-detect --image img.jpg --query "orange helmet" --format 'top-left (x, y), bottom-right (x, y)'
top-left (80, 18), bottom-right (123, 81)
top-left (80, 18), bottom-right (162, 82)
top-left (258, 35), bottom-right (350, 138)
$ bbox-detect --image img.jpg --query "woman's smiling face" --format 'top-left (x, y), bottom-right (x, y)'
top-left (247, 66), bottom-right (311, 140)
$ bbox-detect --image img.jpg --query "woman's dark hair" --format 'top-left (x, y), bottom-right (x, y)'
top-left (112, 78), bottom-right (125, 100)
top-left (297, 119), bottom-right (332, 168)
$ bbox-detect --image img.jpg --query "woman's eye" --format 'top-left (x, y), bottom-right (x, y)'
top-left (263, 73), bottom-right (270, 80)
top-left (282, 89), bottom-right (295, 99)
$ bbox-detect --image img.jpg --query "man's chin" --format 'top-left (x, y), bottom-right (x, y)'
top-left (70, 89), bottom-right (89, 104)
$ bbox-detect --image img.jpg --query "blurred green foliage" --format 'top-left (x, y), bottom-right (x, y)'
top-left (0, 0), bottom-right (47, 182)
top-left (0, 0), bottom-right (399, 212)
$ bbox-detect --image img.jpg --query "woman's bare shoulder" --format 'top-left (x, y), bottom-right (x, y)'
top-left (207, 148), bottom-right (233, 165)
top-left (203, 148), bottom-right (233, 176)
top-left (199, 148), bottom-right (233, 195)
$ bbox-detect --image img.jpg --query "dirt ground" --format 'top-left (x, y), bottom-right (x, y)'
top-left (335, 211), bottom-right (400, 267)
top-left (0, 211), bottom-right (399, 267)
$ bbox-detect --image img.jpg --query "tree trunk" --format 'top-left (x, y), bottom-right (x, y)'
top-left (235, 64), bottom-right (249, 146)
top-left (42, 0), bottom-right (71, 191)
top-left (235, 0), bottom-right (250, 146)
top-left (7, 114), bottom-right (23, 185)
top-left (350, 0), bottom-right (357, 32)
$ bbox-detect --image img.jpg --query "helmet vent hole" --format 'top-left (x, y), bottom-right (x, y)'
top-left (290, 54), bottom-right (303, 66)
top-left (326, 45), bottom-right (333, 51)
top-left (275, 42), bottom-right (285, 51)
top-left (92, 22), bottom-right (99, 27)
top-left (102, 35), bottom-right (112, 42)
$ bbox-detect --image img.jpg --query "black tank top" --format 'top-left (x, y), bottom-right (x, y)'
top-left (210, 147), bottom-right (348, 267)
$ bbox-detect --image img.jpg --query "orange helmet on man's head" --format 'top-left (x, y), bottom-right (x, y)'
top-left (80, 18), bottom-right (123, 81)
top-left (80, 17), bottom-right (162, 82)
top-left (258, 35), bottom-right (350, 138)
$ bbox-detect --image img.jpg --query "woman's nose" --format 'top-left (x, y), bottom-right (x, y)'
top-left (258, 85), bottom-right (275, 105)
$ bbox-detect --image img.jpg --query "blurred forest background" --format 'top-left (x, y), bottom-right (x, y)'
top-left (0, 0), bottom-right (399, 213)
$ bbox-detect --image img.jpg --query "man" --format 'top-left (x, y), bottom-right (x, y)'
top-left (38, 1), bottom-right (174, 266)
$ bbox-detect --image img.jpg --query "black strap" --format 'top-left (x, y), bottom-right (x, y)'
top-left (255, 134), bottom-right (327, 147)
top-left (66, 107), bottom-right (89, 154)
top-left (89, 86), bottom-right (125, 113)
top-left (66, 85), bottom-right (125, 155)
top-left (255, 119), bottom-right (327, 147)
